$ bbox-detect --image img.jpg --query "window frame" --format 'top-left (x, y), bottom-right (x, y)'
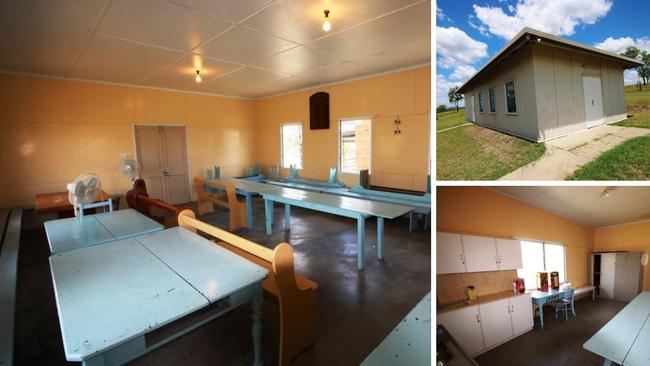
top-left (504, 80), bottom-right (518, 115)
top-left (478, 92), bottom-right (484, 113)
top-left (338, 117), bottom-right (373, 174)
top-left (280, 122), bottom-right (304, 169)
top-left (516, 239), bottom-right (567, 290)
top-left (488, 87), bottom-right (496, 114)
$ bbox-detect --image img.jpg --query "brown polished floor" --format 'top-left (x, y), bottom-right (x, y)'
top-left (14, 197), bottom-right (431, 366)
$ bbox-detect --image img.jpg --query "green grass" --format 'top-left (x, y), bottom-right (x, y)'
top-left (436, 109), bottom-right (467, 131)
top-left (613, 85), bottom-right (650, 128)
top-left (567, 136), bottom-right (650, 180)
top-left (437, 125), bottom-right (546, 180)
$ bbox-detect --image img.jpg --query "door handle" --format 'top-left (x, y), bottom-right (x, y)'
top-left (476, 314), bottom-right (480, 323)
top-left (592, 100), bottom-right (594, 106)
top-left (460, 253), bottom-right (465, 264)
top-left (163, 170), bottom-right (169, 176)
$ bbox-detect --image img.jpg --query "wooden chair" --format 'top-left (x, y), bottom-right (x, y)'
top-left (177, 210), bottom-right (317, 366)
top-left (193, 178), bottom-right (246, 231)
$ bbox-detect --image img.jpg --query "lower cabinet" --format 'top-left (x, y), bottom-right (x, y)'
top-left (437, 305), bottom-right (485, 356)
top-left (479, 298), bottom-right (513, 349)
top-left (510, 293), bottom-right (535, 335)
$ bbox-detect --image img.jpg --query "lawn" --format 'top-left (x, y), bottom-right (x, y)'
top-left (612, 85), bottom-right (650, 129)
top-left (437, 124), bottom-right (546, 180)
top-left (436, 109), bottom-right (467, 131)
top-left (567, 136), bottom-right (650, 180)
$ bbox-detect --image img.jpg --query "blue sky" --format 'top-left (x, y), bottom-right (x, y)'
top-left (436, 0), bottom-right (650, 106)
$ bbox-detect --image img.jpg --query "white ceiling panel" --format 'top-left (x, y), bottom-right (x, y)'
top-left (166, 0), bottom-right (276, 23)
top-left (71, 35), bottom-right (185, 83)
top-left (489, 187), bottom-right (650, 228)
top-left (252, 46), bottom-right (341, 75)
top-left (142, 54), bottom-right (242, 90)
top-left (0, 0), bottom-right (107, 76)
top-left (242, 0), bottom-right (425, 44)
top-left (309, 1), bottom-right (430, 61)
top-left (355, 38), bottom-right (431, 75)
top-left (195, 66), bottom-right (287, 96)
top-left (300, 61), bottom-right (370, 83)
top-left (98, 0), bottom-right (232, 52)
top-left (196, 26), bottom-right (296, 64)
top-left (248, 76), bottom-right (320, 98)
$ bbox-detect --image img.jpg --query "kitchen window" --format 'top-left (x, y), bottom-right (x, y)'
top-left (517, 240), bottom-right (566, 290)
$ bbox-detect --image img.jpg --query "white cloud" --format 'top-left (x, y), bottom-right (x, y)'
top-left (450, 65), bottom-right (476, 81)
top-left (437, 26), bottom-right (488, 69)
top-left (624, 70), bottom-right (639, 85)
top-left (473, 0), bottom-right (613, 40)
top-left (436, 6), bottom-right (452, 22)
top-left (594, 36), bottom-right (650, 54)
top-left (436, 75), bottom-right (463, 107)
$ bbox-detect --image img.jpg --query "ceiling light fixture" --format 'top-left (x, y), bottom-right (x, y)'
top-left (195, 70), bottom-right (202, 83)
top-left (322, 10), bottom-right (331, 32)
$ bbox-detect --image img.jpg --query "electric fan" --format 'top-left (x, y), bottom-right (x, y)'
top-left (120, 157), bottom-right (141, 181)
top-left (67, 173), bottom-right (102, 216)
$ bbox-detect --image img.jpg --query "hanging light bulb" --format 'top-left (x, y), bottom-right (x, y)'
top-left (322, 10), bottom-right (331, 32)
top-left (195, 70), bottom-right (202, 83)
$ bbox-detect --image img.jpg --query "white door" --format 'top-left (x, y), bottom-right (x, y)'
top-left (462, 235), bottom-right (499, 272)
top-left (497, 239), bottom-right (523, 270)
top-left (583, 76), bottom-right (604, 128)
top-left (135, 126), bottom-right (190, 204)
top-left (469, 95), bottom-right (476, 122)
top-left (600, 253), bottom-right (616, 299)
top-left (479, 298), bottom-right (513, 349)
top-left (437, 232), bottom-right (466, 274)
top-left (437, 305), bottom-right (485, 356)
top-left (510, 294), bottom-right (534, 335)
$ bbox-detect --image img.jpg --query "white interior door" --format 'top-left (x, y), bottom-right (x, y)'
top-left (462, 235), bottom-right (499, 272)
top-left (583, 76), bottom-right (604, 128)
top-left (437, 232), bottom-right (466, 274)
top-left (135, 126), bottom-right (165, 199)
top-left (600, 253), bottom-right (616, 299)
top-left (509, 294), bottom-right (533, 335)
top-left (469, 95), bottom-right (476, 122)
top-left (479, 298), bottom-right (513, 349)
top-left (437, 305), bottom-right (485, 356)
top-left (496, 239), bottom-right (523, 270)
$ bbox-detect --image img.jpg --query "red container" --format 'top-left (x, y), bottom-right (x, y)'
top-left (536, 272), bottom-right (549, 291)
top-left (516, 278), bottom-right (526, 293)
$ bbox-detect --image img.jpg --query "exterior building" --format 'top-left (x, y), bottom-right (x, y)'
top-left (458, 27), bottom-right (642, 142)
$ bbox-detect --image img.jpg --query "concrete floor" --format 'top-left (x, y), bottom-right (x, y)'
top-left (475, 297), bottom-right (626, 366)
top-left (14, 197), bottom-right (431, 366)
top-left (501, 124), bottom-right (650, 180)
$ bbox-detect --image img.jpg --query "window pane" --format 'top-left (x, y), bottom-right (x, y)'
top-left (489, 88), bottom-right (496, 112)
top-left (506, 81), bottom-right (517, 113)
top-left (281, 124), bottom-right (302, 169)
top-left (517, 240), bottom-right (544, 290)
top-left (544, 244), bottom-right (566, 283)
top-left (479, 93), bottom-right (483, 112)
top-left (339, 119), bottom-right (371, 173)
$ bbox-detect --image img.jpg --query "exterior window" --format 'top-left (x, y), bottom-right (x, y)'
top-left (339, 118), bottom-right (372, 173)
top-left (517, 240), bottom-right (566, 290)
top-left (488, 88), bottom-right (496, 113)
top-left (478, 92), bottom-right (484, 112)
top-left (281, 123), bottom-right (303, 169)
top-left (505, 81), bottom-right (517, 113)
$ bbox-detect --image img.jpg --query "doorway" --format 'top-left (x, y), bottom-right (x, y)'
top-left (134, 125), bottom-right (190, 205)
top-left (583, 76), bottom-right (604, 128)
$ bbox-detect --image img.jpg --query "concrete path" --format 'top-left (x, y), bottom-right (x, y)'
top-left (500, 125), bottom-right (650, 180)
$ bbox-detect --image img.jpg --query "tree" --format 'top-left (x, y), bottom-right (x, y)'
top-left (436, 104), bottom-right (448, 113)
top-left (448, 86), bottom-right (463, 111)
top-left (622, 47), bottom-right (650, 89)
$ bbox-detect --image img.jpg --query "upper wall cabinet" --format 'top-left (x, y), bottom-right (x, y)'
top-left (462, 235), bottom-right (499, 272)
top-left (496, 239), bottom-right (523, 270)
top-left (437, 232), bottom-right (466, 274)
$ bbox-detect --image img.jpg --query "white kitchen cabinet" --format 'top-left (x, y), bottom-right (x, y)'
top-left (510, 294), bottom-right (533, 335)
top-left (462, 235), bottom-right (499, 272)
top-left (496, 238), bottom-right (523, 270)
top-left (437, 305), bottom-right (485, 356)
top-left (478, 298), bottom-right (512, 349)
top-left (436, 232), bottom-right (466, 274)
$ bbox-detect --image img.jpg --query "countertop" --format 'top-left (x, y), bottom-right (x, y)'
top-left (438, 291), bottom-right (530, 314)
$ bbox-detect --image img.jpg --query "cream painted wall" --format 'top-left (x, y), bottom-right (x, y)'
top-left (0, 73), bottom-right (255, 208)
top-left (595, 221), bottom-right (650, 291)
top-left (253, 66), bottom-right (431, 191)
top-left (437, 187), bottom-right (594, 287)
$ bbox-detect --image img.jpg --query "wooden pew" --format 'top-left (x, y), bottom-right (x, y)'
top-left (134, 194), bottom-right (186, 228)
top-left (193, 178), bottom-right (246, 231)
top-left (178, 210), bottom-right (317, 366)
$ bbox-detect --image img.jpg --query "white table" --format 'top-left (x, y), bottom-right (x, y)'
top-left (584, 291), bottom-right (650, 365)
top-left (44, 209), bottom-right (164, 254)
top-left (49, 227), bottom-right (268, 366)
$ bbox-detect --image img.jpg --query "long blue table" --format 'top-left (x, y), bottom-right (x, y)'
top-left (261, 186), bottom-right (413, 270)
top-left (584, 291), bottom-right (650, 366)
top-left (529, 288), bottom-right (574, 329)
top-left (44, 209), bottom-right (164, 254)
top-left (49, 227), bottom-right (268, 366)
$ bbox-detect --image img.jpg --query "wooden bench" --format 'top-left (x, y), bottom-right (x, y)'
top-left (575, 285), bottom-right (596, 301)
top-left (134, 194), bottom-right (187, 228)
top-left (177, 210), bottom-right (317, 366)
top-left (193, 178), bottom-right (246, 231)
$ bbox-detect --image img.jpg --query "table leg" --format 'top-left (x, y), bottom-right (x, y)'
top-left (357, 216), bottom-right (366, 270)
top-left (251, 282), bottom-right (263, 366)
top-left (377, 217), bottom-right (384, 260)
top-left (603, 359), bottom-right (612, 366)
top-left (539, 301), bottom-right (545, 329)
top-left (264, 199), bottom-right (273, 236)
top-left (245, 194), bottom-right (253, 229)
top-left (409, 212), bottom-right (417, 232)
top-left (593, 289), bottom-right (595, 301)
top-left (284, 204), bottom-right (291, 230)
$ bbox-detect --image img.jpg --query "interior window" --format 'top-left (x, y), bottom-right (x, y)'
top-left (339, 118), bottom-right (372, 173)
top-left (505, 81), bottom-right (517, 113)
top-left (281, 123), bottom-right (303, 169)
top-left (517, 240), bottom-right (566, 290)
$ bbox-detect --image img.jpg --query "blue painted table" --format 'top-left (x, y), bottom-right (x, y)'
top-left (529, 288), bottom-right (574, 329)
top-left (49, 227), bottom-right (268, 366)
top-left (261, 187), bottom-right (413, 270)
top-left (44, 209), bottom-right (164, 254)
top-left (584, 291), bottom-right (650, 366)
top-left (361, 293), bottom-right (431, 365)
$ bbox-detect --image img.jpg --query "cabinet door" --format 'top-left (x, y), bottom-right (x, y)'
top-left (462, 235), bottom-right (499, 272)
top-left (509, 294), bottom-right (533, 335)
top-left (496, 239), bottom-right (523, 270)
top-left (478, 298), bottom-right (512, 349)
top-left (437, 232), bottom-right (466, 274)
top-left (437, 305), bottom-right (485, 356)
top-left (600, 253), bottom-right (616, 299)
